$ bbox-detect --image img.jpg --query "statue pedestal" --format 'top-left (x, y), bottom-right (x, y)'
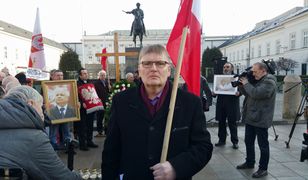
top-left (283, 75), bottom-right (302, 120)
top-left (125, 47), bottom-right (141, 74)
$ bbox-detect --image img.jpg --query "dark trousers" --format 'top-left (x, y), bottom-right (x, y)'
top-left (245, 124), bottom-right (269, 170)
top-left (96, 110), bottom-right (105, 133)
top-left (218, 112), bottom-right (238, 144)
top-left (74, 109), bottom-right (95, 147)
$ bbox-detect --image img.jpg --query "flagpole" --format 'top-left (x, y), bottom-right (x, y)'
top-left (160, 26), bottom-right (188, 163)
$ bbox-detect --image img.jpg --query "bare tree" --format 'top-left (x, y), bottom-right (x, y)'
top-left (275, 57), bottom-right (298, 75)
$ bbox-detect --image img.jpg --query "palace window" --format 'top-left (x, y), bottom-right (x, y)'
top-left (275, 40), bottom-right (281, 54)
top-left (245, 48), bottom-right (248, 59)
top-left (266, 43), bottom-right (270, 56)
top-left (241, 50), bottom-right (244, 60)
top-left (290, 32), bottom-right (296, 50)
top-left (303, 31), bottom-right (308, 48)
top-left (4, 46), bottom-right (7, 59)
top-left (251, 47), bottom-right (254, 59)
top-left (258, 45), bottom-right (261, 57)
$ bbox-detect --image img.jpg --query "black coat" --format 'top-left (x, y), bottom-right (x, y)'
top-left (215, 94), bottom-right (240, 122)
top-left (94, 79), bottom-right (109, 106)
top-left (102, 83), bottom-right (213, 180)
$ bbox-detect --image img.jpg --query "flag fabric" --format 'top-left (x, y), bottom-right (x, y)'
top-left (101, 48), bottom-right (107, 71)
top-left (78, 84), bottom-right (104, 114)
top-left (28, 8), bottom-right (46, 70)
top-left (166, 0), bottom-right (201, 96)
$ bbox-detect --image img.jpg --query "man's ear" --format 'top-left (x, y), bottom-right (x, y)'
top-left (27, 99), bottom-right (34, 107)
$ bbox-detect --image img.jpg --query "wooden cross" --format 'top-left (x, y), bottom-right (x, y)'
top-left (95, 32), bottom-right (139, 81)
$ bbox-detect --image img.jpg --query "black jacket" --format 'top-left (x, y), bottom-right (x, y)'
top-left (94, 79), bottom-right (109, 106)
top-left (102, 82), bottom-right (213, 180)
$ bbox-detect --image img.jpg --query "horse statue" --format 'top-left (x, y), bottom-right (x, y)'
top-left (124, 3), bottom-right (146, 47)
top-left (132, 16), bottom-right (145, 47)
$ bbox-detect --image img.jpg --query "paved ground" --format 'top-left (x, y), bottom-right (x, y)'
top-left (58, 91), bottom-right (308, 179)
top-left (59, 123), bottom-right (308, 180)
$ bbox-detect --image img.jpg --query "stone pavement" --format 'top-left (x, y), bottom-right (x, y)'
top-left (196, 124), bottom-right (308, 180)
top-left (58, 92), bottom-right (308, 179)
top-left (58, 124), bottom-right (308, 180)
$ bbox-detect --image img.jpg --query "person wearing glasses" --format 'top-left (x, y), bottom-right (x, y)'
top-left (102, 44), bottom-right (213, 180)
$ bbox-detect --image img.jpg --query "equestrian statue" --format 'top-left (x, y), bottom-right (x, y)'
top-left (123, 2), bottom-right (146, 47)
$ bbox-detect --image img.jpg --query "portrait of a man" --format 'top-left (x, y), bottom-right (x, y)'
top-left (214, 75), bottom-right (238, 95)
top-left (49, 85), bottom-right (75, 120)
top-left (42, 80), bottom-right (80, 124)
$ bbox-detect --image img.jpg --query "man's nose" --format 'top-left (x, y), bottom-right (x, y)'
top-left (149, 63), bottom-right (158, 70)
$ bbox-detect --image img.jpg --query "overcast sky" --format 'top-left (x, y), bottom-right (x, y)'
top-left (0, 0), bottom-right (304, 42)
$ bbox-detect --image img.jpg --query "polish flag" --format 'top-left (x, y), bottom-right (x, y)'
top-left (167, 0), bottom-right (201, 96)
top-left (28, 8), bottom-right (46, 70)
top-left (101, 48), bottom-right (107, 71)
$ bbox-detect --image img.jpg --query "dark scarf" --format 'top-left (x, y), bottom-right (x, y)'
top-left (140, 81), bottom-right (170, 117)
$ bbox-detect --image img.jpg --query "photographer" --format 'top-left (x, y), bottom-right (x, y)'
top-left (236, 62), bottom-right (276, 178)
top-left (214, 62), bottom-right (240, 149)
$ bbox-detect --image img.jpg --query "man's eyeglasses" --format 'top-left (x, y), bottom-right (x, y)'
top-left (140, 61), bottom-right (169, 68)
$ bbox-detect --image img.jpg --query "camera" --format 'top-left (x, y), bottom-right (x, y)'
top-left (231, 67), bottom-right (254, 87)
top-left (231, 59), bottom-right (277, 87)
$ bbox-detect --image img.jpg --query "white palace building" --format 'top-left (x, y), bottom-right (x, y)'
top-left (219, 0), bottom-right (308, 75)
top-left (65, 30), bottom-right (233, 79)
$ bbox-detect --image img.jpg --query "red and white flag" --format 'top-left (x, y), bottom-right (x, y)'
top-left (28, 8), bottom-right (46, 70)
top-left (167, 0), bottom-right (201, 96)
top-left (101, 48), bottom-right (107, 71)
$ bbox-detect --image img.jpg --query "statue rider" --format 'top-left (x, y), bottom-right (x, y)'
top-left (124, 2), bottom-right (146, 36)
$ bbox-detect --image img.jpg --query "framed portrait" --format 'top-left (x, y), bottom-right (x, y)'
top-left (213, 75), bottom-right (238, 95)
top-left (42, 80), bottom-right (80, 124)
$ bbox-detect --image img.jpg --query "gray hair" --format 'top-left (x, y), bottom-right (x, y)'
top-left (53, 85), bottom-right (70, 98)
top-left (5, 81), bottom-right (21, 92)
top-left (139, 44), bottom-right (170, 62)
top-left (254, 62), bottom-right (269, 72)
top-left (2, 76), bottom-right (19, 89)
top-left (126, 72), bottom-right (134, 79)
top-left (5, 85), bottom-right (43, 104)
top-left (98, 70), bottom-right (106, 76)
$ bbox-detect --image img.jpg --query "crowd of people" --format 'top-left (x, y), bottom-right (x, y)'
top-left (0, 44), bottom-right (277, 179)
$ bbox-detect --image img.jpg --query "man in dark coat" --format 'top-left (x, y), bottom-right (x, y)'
top-left (214, 62), bottom-right (240, 149)
top-left (75, 68), bottom-right (98, 151)
top-left (102, 44), bottom-right (213, 180)
top-left (94, 70), bottom-right (109, 136)
top-left (236, 62), bottom-right (276, 178)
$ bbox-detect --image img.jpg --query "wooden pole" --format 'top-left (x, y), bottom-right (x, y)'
top-left (114, 32), bottom-right (120, 81)
top-left (160, 27), bottom-right (188, 162)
